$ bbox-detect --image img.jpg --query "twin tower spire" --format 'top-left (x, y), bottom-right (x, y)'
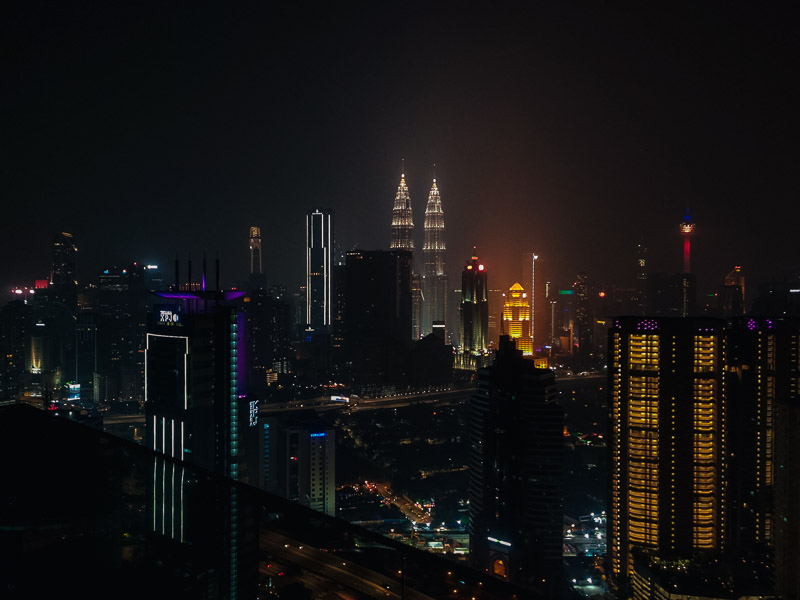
top-left (389, 167), bottom-right (448, 339)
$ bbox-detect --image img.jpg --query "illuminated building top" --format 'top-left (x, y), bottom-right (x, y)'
top-left (390, 173), bottom-right (414, 251)
top-left (422, 176), bottom-right (447, 337)
top-left (249, 226), bottom-right (262, 275)
top-left (502, 282), bottom-right (532, 356)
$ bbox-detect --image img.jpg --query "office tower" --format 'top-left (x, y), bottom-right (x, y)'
top-left (520, 252), bottom-right (540, 349)
top-left (331, 263), bottom-right (347, 378)
top-left (248, 226), bottom-right (266, 290)
top-left (647, 273), bottom-right (697, 318)
top-left (262, 416), bottom-right (336, 517)
top-left (721, 266), bottom-right (745, 317)
top-left (145, 266), bottom-right (259, 484)
top-left (501, 283), bottom-right (532, 356)
top-left (390, 172), bottom-right (414, 251)
top-left (456, 251), bottom-right (488, 370)
top-left (422, 177), bottom-right (447, 338)
top-left (469, 335), bottom-right (563, 593)
top-left (306, 208), bottom-right (333, 330)
top-left (50, 231), bottom-right (78, 314)
top-left (608, 317), bottom-right (726, 585)
top-left (411, 272), bottom-right (422, 341)
top-left (634, 244), bottom-right (648, 315)
top-left (74, 312), bottom-right (97, 401)
top-left (344, 249), bottom-right (412, 393)
top-left (680, 210), bottom-right (695, 273)
top-left (0, 299), bottom-right (31, 403)
top-left (574, 273), bottom-right (592, 352)
top-left (249, 226), bottom-right (263, 276)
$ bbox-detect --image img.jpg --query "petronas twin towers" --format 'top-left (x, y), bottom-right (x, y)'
top-left (390, 170), bottom-right (448, 340)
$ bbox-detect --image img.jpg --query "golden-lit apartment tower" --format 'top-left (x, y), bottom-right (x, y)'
top-left (608, 317), bottom-right (726, 585)
top-left (502, 283), bottom-right (532, 356)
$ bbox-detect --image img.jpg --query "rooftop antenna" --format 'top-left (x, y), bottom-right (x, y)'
top-left (202, 252), bottom-right (207, 292)
top-left (187, 254), bottom-right (192, 292)
top-left (174, 254), bottom-right (179, 291)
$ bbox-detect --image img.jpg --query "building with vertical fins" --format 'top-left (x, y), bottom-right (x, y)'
top-left (469, 335), bottom-right (563, 594)
top-left (456, 250), bottom-right (488, 370)
top-left (306, 208), bottom-right (333, 330)
top-left (422, 177), bottom-right (447, 338)
top-left (502, 283), bottom-right (532, 356)
top-left (145, 260), bottom-right (259, 485)
top-left (50, 231), bottom-right (78, 314)
top-left (608, 316), bottom-right (726, 586)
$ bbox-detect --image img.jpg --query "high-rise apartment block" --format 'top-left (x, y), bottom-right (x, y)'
top-left (262, 415), bottom-right (336, 517)
top-left (608, 317), bottom-right (726, 582)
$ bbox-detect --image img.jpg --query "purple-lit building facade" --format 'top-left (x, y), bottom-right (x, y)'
top-left (145, 288), bottom-right (259, 484)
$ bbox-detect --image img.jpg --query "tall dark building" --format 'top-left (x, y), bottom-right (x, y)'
top-left (720, 266), bottom-right (745, 317)
top-left (468, 335), bottom-right (564, 593)
top-left (456, 250), bottom-right (488, 371)
top-left (306, 208), bottom-right (333, 330)
top-left (725, 316), bottom-right (800, 587)
top-left (50, 231), bottom-right (78, 314)
top-left (0, 299), bottom-right (31, 403)
top-left (248, 226), bottom-right (266, 290)
top-left (344, 249), bottom-right (412, 393)
top-left (608, 317), bottom-right (727, 584)
top-left (145, 283), bottom-right (259, 485)
top-left (422, 177), bottom-right (447, 338)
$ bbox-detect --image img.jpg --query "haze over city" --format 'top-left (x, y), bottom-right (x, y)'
top-left (4, 3), bottom-right (798, 297)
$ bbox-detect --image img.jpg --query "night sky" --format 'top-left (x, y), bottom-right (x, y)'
top-left (4, 3), bottom-right (798, 301)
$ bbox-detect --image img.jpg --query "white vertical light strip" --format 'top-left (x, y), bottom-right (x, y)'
top-left (171, 419), bottom-right (175, 458)
top-left (180, 466), bottom-right (185, 543)
top-left (152, 416), bottom-right (157, 451)
top-left (306, 212), bottom-right (311, 324)
top-left (184, 338), bottom-right (188, 409)
top-left (161, 458), bottom-right (166, 534)
top-left (171, 462), bottom-right (175, 539)
top-left (181, 420), bottom-right (184, 462)
top-left (152, 456), bottom-right (157, 531)
top-left (162, 417), bottom-right (165, 455)
top-left (144, 334), bottom-right (150, 405)
top-left (325, 212), bottom-right (331, 325)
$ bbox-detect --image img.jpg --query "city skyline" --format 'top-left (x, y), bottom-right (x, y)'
top-left (4, 4), bottom-right (798, 300)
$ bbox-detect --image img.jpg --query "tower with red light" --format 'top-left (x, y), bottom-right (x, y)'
top-left (456, 248), bottom-right (489, 370)
top-left (680, 209), bottom-right (695, 273)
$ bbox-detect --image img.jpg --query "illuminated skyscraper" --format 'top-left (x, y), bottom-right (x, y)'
top-left (306, 208), bottom-right (333, 330)
top-left (145, 268), bottom-right (259, 484)
top-left (680, 209), bottom-right (695, 273)
top-left (249, 226), bottom-right (263, 276)
top-left (422, 177), bottom-right (447, 338)
top-left (456, 250), bottom-right (488, 370)
top-left (502, 283), bottom-right (532, 356)
top-left (608, 317), bottom-right (726, 585)
top-left (390, 172), bottom-right (414, 251)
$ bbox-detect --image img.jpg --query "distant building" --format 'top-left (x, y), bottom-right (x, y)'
top-left (422, 177), bottom-right (447, 339)
top-left (306, 208), bottom-right (333, 330)
top-left (50, 231), bottom-right (78, 314)
top-left (720, 265), bottom-right (745, 317)
top-left (344, 249), bottom-right (412, 393)
top-left (501, 283), bottom-right (532, 356)
top-left (262, 415), bottom-right (335, 517)
top-left (456, 250), bottom-right (489, 371)
top-left (468, 335), bottom-right (563, 593)
top-left (248, 226), bottom-right (266, 290)
top-left (390, 172), bottom-right (414, 252)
